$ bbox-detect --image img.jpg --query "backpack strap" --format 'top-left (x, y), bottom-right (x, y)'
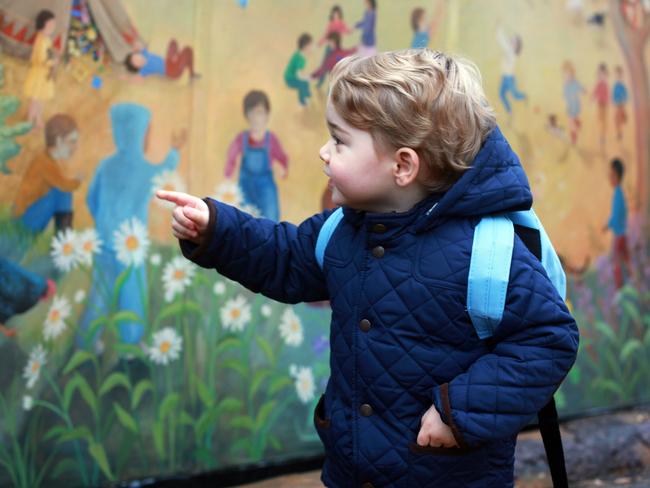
top-left (467, 215), bottom-right (515, 340)
top-left (315, 207), bottom-right (344, 269)
top-left (512, 217), bottom-right (569, 488)
top-left (508, 209), bottom-right (566, 300)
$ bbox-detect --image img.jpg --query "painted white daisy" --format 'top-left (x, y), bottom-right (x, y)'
top-left (43, 295), bottom-right (71, 340)
top-left (213, 181), bottom-right (243, 207)
top-left (290, 365), bottom-right (315, 404)
top-left (76, 228), bottom-right (102, 266)
top-left (74, 289), bottom-right (86, 304)
top-left (162, 256), bottom-right (196, 302)
top-left (147, 327), bottom-right (182, 365)
top-left (279, 307), bottom-right (303, 347)
top-left (22, 395), bottom-right (33, 411)
top-left (23, 344), bottom-right (46, 389)
top-left (50, 228), bottom-right (79, 272)
top-left (113, 217), bottom-right (150, 267)
top-left (153, 171), bottom-right (187, 208)
top-left (213, 281), bottom-right (226, 296)
top-left (220, 294), bottom-right (251, 332)
top-left (260, 304), bottom-right (272, 318)
top-left (150, 253), bottom-right (162, 266)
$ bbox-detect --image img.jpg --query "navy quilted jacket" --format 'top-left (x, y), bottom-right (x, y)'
top-left (180, 126), bottom-right (579, 487)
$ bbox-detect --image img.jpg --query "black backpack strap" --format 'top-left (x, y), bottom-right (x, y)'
top-left (537, 397), bottom-right (569, 487)
top-left (514, 225), bottom-right (569, 488)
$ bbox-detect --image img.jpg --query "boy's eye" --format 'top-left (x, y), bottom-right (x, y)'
top-left (332, 135), bottom-right (343, 146)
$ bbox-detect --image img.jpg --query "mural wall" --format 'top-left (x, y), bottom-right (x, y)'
top-left (0, 0), bottom-right (648, 486)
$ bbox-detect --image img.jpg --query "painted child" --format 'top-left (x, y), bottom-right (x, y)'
top-left (592, 63), bottom-right (609, 148)
top-left (496, 22), bottom-right (526, 116)
top-left (23, 10), bottom-right (59, 129)
top-left (158, 48), bottom-right (578, 487)
top-left (317, 5), bottom-right (353, 88)
top-left (562, 60), bottom-right (585, 145)
top-left (80, 103), bottom-right (185, 346)
top-left (311, 32), bottom-right (357, 82)
top-left (612, 65), bottom-right (629, 141)
top-left (284, 33), bottom-right (313, 106)
top-left (13, 114), bottom-right (80, 233)
top-left (410, 2), bottom-right (444, 49)
top-left (355, 0), bottom-right (377, 57)
top-left (603, 158), bottom-right (631, 289)
top-left (224, 91), bottom-right (288, 221)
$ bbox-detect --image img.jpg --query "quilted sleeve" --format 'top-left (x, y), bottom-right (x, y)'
top-left (179, 197), bottom-right (332, 303)
top-left (431, 237), bottom-right (579, 448)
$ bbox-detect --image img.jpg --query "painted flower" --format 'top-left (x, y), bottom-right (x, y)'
top-left (22, 395), bottom-right (33, 411)
top-left (43, 295), bottom-right (71, 340)
top-left (260, 304), bottom-right (272, 318)
top-left (289, 365), bottom-right (315, 404)
top-left (50, 228), bottom-right (79, 272)
top-left (150, 253), bottom-right (162, 266)
top-left (74, 289), bottom-right (86, 304)
top-left (147, 327), bottom-right (182, 365)
top-left (213, 181), bottom-right (243, 207)
top-left (279, 307), bottom-right (303, 346)
top-left (220, 294), bottom-right (251, 332)
top-left (162, 256), bottom-right (195, 302)
top-left (213, 281), bottom-right (226, 296)
top-left (153, 171), bottom-right (187, 208)
top-left (113, 217), bottom-right (150, 267)
top-left (23, 344), bottom-right (46, 389)
top-left (76, 228), bottom-right (102, 266)
top-left (312, 334), bottom-right (329, 355)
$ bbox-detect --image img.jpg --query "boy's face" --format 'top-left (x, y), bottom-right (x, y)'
top-left (609, 167), bottom-right (620, 187)
top-left (320, 102), bottom-right (396, 212)
top-left (246, 104), bottom-right (269, 133)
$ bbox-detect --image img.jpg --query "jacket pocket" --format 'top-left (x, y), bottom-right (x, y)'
top-left (314, 393), bottom-right (331, 428)
top-left (313, 393), bottom-right (331, 449)
top-left (407, 441), bottom-right (488, 485)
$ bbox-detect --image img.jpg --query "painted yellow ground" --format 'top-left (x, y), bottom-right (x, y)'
top-left (0, 0), bottom-right (644, 264)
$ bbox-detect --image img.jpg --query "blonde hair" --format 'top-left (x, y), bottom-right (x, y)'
top-left (329, 49), bottom-right (496, 192)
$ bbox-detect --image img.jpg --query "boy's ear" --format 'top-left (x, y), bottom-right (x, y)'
top-left (393, 148), bottom-right (421, 187)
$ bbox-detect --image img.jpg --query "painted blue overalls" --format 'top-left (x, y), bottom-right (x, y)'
top-left (239, 131), bottom-right (280, 221)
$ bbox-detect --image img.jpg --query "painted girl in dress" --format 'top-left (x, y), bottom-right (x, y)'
top-left (23, 10), bottom-right (59, 129)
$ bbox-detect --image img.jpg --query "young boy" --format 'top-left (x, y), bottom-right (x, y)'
top-left (158, 49), bottom-right (579, 487)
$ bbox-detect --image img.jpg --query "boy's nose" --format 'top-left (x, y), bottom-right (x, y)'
top-left (319, 144), bottom-right (330, 163)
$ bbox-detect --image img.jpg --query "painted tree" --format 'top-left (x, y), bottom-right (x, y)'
top-left (609, 0), bottom-right (650, 219)
top-left (0, 62), bottom-right (32, 174)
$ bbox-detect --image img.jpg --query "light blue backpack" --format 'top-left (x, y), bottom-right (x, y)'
top-left (314, 206), bottom-right (569, 487)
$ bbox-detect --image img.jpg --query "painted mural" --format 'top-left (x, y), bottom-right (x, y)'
top-left (0, 0), bottom-right (648, 486)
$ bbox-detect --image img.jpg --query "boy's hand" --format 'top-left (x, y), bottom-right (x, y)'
top-left (156, 190), bottom-right (209, 245)
top-left (416, 404), bottom-right (459, 448)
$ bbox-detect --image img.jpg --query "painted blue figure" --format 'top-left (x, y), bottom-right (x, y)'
top-left (225, 90), bottom-right (288, 220)
top-left (79, 103), bottom-right (185, 346)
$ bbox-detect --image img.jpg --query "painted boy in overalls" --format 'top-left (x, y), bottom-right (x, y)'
top-left (224, 90), bottom-right (288, 220)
